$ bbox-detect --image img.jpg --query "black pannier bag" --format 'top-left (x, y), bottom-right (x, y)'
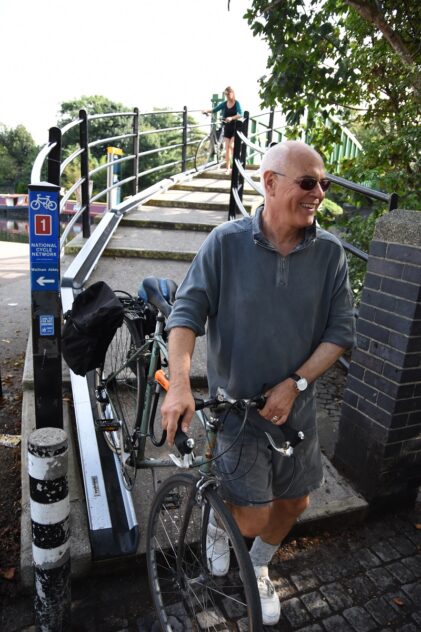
top-left (62, 281), bottom-right (124, 376)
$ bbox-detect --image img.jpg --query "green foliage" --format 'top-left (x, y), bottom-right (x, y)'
top-left (0, 124), bottom-right (38, 192)
top-left (317, 197), bottom-right (343, 227)
top-left (245, 0), bottom-right (420, 208)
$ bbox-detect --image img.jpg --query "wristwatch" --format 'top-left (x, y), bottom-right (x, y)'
top-left (290, 373), bottom-right (308, 393)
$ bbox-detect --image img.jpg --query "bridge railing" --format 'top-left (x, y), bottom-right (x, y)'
top-left (30, 106), bottom-right (216, 251)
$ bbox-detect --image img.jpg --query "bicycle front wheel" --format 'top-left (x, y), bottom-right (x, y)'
top-left (147, 472), bottom-right (262, 631)
top-left (195, 134), bottom-right (213, 171)
top-left (95, 313), bottom-right (145, 489)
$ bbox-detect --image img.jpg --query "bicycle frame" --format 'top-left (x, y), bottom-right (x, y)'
top-left (108, 310), bottom-right (211, 473)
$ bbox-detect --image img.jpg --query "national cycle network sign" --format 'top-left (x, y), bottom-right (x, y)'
top-left (29, 186), bottom-right (60, 292)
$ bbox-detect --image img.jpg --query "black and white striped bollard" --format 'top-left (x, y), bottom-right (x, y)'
top-left (28, 428), bottom-right (71, 631)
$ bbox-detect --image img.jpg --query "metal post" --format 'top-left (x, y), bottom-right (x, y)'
top-left (28, 182), bottom-right (63, 429)
top-left (79, 109), bottom-right (91, 238)
top-left (228, 118), bottom-right (244, 221)
top-left (47, 127), bottom-right (61, 187)
top-left (388, 192), bottom-right (399, 212)
top-left (267, 108), bottom-right (275, 147)
top-left (132, 107), bottom-right (139, 196)
top-left (29, 428), bottom-right (70, 631)
top-left (181, 106), bottom-right (188, 172)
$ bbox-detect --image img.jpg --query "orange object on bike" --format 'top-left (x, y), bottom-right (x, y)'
top-left (155, 369), bottom-right (170, 391)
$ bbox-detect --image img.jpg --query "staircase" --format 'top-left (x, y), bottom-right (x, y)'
top-left (64, 168), bottom-right (261, 263)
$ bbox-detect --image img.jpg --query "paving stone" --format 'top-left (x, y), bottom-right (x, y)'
top-left (401, 581), bottom-right (421, 605)
top-left (322, 614), bottom-right (354, 632)
top-left (394, 625), bottom-right (418, 632)
top-left (282, 597), bottom-right (312, 627)
top-left (356, 548), bottom-right (382, 570)
top-left (370, 540), bottom-right (402, 563)
top-left (390, 535), bottom-right (417, 556)
top-left (297, 625), bottom-right (323, 632)
top-left (343, 606), bottom-right (377, 632)
top-left (383, 590), bottom-right (413, 615)
top-left (365, 596), bottom-right (399, 626)
top-left (386, 561), bottom-right (416, 583)
top-left (320, 583), bottom-right (353, 610)
top-left (401, 554), bottom-right (421, 578)
top-left (314, 562), bottom-right (339, 583)
top-left (301, 591), bottom-right (332, 619)
top-left (411, 611), bottom-right (421, 627)
top-left (291, 568), bottom-right (321, 592)
top-left (272, 574), bottom-right (297, 599)
top-left (345, 575), bottom-right (377, 601)
top-left (366, 567), bottom-right (396, 591)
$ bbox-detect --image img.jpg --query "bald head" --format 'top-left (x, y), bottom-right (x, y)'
top-left (260, 141), bottom-right (325, 193)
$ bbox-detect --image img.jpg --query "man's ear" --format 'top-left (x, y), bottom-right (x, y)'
top-left (263, 171), bottom-right (277, 197)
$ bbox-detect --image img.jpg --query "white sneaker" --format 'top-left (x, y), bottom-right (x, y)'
top-left (206, 519), bottom-right (230, 576)
top-left (254, 566), bottom-right (281, 626)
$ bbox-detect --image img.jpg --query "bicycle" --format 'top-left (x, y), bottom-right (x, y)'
top-left (94, 275), bottom-right (304, 631)
top-left (194, 117), bottom-right (226, 171)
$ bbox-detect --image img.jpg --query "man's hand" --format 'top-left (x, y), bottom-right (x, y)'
top-left (259, 379), bottom-right (298, 426)
top-left (161, 383), bottom-right (195, 446)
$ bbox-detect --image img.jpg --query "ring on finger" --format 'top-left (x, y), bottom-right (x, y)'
top-left (271, 415), bottom-right (279, 423)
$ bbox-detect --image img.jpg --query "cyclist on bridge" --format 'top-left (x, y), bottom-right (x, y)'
top-left (161, 140), bottom-right (355, 626)
top-left (202, 85), bottom-right (243, 174)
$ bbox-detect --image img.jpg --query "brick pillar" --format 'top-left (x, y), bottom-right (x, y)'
top-left (334, 210), bottom-right (421, 508)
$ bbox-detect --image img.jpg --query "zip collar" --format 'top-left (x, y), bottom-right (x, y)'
top-left (252, 204), bottom-right (317, 253)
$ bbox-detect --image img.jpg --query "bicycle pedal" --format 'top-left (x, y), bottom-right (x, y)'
top-left (95, 419), bottom-right (120, 432)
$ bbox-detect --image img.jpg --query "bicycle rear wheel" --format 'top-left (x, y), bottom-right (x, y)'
top-left (195, 134), bottom-right (213, 171)
top-left (95, 313), bottom-right (145, 489)
top-left (147, 472), bottom-right (262, 631)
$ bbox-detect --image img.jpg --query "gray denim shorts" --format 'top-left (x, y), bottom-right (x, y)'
top-left (213, 409), bottom-right (324, 506)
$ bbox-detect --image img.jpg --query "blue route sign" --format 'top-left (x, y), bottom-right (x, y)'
top-left (29, 187), bottom-right (60, 292)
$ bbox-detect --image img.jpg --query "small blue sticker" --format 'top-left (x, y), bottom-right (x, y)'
top-left (40, 315), bottom-right (55, 336)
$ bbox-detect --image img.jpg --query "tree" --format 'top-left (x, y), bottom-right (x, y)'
top-left (244, 0), bottom-right (420, 207)
top-left (57, 96), bottom-right (202, 194)
top-left (0, 124), bottom-right (38, 192)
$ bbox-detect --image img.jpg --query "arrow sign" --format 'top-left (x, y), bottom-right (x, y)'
top-left (37, 276), bottom-right (55, 287)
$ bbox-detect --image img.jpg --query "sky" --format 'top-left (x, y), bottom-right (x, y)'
top-left (1, 0), bottom-right (270, 145)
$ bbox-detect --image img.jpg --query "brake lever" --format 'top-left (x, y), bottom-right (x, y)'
top-left (265, 428), bottom-right (305, 457)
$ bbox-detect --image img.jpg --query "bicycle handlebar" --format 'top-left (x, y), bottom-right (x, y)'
top-left (174, 391), bottom-right (304, 459)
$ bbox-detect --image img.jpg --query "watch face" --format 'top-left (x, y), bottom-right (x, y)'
top-left (296, 378), bottom-right (308, 391)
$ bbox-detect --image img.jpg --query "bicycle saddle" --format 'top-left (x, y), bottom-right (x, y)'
top-left (138, 276), bottom-right (178, 318)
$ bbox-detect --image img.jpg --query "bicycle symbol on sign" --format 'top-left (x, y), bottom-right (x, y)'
top-left (30, 194), bottom-right (57, 211)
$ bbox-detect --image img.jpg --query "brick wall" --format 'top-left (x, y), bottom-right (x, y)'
top-left (335, 210), bottom-right (421, 508)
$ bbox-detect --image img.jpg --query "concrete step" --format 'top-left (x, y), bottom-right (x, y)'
top-left (118, 205), bottom-right (226, 232)
top-left (144, 189), bottom-right (259, 213)
top-left (172, 177), bottom-right (261, 196)
top-left (196, 167), bottom-right (260, 181)
top-left (64, 225), bottom-right (210, 262)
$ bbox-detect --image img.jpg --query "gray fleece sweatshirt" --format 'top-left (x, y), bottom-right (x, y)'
top-left (167, 206), bottom-right (355, 430)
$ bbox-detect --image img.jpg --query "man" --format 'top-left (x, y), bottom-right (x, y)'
top-left (161, 141), bottom-right (355, 625)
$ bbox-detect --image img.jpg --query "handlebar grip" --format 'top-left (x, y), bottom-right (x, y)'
top-left (174, 418), bottom-right (194, 455)
top-left (252, 395), bottom-right (267, 410)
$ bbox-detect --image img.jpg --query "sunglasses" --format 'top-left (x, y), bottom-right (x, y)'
top-left (272, 171), bottom-right (331, 192)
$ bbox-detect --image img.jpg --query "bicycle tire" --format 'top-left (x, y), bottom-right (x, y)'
top-left (95, 312), bottom-right (145, 489)
top-left (146, 472), bottom-right (262, 631)
top-left (195, 134), bottom-right (213, 171)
